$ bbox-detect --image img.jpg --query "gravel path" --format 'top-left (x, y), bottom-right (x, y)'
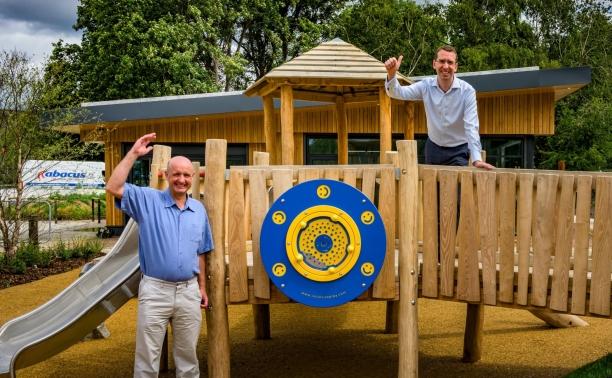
top-left (1, 268), bottom-right (610, 377)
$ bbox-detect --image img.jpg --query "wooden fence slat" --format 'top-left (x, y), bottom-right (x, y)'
top-left (228, 169), bottom-right (248, 302)
top-left (516, 173), bottom-right (534, 305)
top-left (361, 168), bottom-right (377, 201)
top-left (438, 170), bottom-right (459, 297)
top-left (570, 176), bottom-right (592, 315)
top-left (358, 168), bottom-right (377, 300)
top-left (342, 168), bottom-right (357, 187)
top-left (589, 177), bottom-right (612, 316)
top-left (550, 175), bottom-right (575, 311)
top-left (272, 169), bottom-right (294, 200)
top-left (249, 169), bottom-right (270, 299)
top-left (373, 167), bottom-right (397, 299)
top-left (531, 174), bottom-right (559, 307)
top-left (456, 171), bottom-right (480, 302)
top-left (498, 172), bottom-right (517, 303)
top-left (421, 168), bottom-right (438, 298)
top-left (323, 168), bottom-right (341, 181)
top-left (298, 167), bottom-right (320, 183)
top-left (475, 171), bottom-right (497, 305)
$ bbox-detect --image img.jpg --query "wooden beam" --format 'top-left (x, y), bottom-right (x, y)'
top-left (336, 96), bottom-right (348, 165)
top-left (280, 85), bottom-right (294, 165)
top-left (292, 90), bottom-right (337, 103)
top-left (379, 87), bottom-right (392, 163)
top-left (262, 95), bottom-right (277, 165)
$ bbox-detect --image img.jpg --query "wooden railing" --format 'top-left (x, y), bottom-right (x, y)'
top-left (149, 140), bottom-right (611, 378)
top-left (417, 165), bottom-right (611, 318)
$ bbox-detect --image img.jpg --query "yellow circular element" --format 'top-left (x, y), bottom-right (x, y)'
top-left (360, 211), bottom-right (375, 225)
top-left (286, 205), bottom-right (361, 282)
top-left (316, 184), bottom-right (331, 199)
top-left (272, 211), bottom-right (286, 225)
top-left (361, 262), bottom-right (375, 276)
top-left (272, 263), bottom-right (287, 277)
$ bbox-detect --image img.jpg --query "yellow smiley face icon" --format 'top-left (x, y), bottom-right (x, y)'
top-left (360, 211), bottom-right (374, 225)
top-left (272, 211), bottom-right (286, 225)
top-left (360, 262), bottom-right (375, 276)
top-left (272, 263), bottom-right (287, 277)
top-left (316, 184), bottom-right (331, 199)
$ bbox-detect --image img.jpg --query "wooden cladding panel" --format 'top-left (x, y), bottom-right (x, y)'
top-left (100, 91), bottom-right (556, 150)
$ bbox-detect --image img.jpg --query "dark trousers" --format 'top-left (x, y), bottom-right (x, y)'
top-left (424, 138), bottom-right (469, 167)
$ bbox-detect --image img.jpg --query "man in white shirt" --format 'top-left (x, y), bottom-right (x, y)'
top-left (385, 45), bottom-right (494, 170)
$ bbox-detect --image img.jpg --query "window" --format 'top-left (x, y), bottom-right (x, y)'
top-left (305, 134), bottom-right (404, 165)
top-left (481, 137), bottom-right (530, 168)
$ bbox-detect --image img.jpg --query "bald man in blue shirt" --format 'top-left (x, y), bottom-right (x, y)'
top-left (107, 133), bottom-right (213, 378)
top-left (385, 45), bottom-right (494, 170)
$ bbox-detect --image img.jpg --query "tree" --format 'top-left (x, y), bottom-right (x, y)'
top-left (0, 50), bottom-right (101, 259)
top-left (336, 0), bottom-right (447, 76)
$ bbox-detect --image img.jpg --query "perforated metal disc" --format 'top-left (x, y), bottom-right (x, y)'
top-left (261, 179), bottom-right (386, 307)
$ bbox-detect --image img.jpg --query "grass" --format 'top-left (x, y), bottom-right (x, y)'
top-left (566, 354), bottom-right (612, 378)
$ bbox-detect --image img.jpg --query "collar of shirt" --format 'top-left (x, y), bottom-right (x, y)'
top-left (430, 76), bottom-right (461, 92)
top-left (161, 189), bottom-right (196, 212)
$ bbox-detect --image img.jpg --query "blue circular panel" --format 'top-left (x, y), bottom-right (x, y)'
top-left (261, 179), bottom-right (387, 308)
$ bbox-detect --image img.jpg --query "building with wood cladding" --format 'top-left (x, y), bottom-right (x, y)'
top-left (68, 39), bottom-right (591, 227)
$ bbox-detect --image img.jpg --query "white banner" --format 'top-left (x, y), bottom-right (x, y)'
top-left (23, 160), bottom-right (105, 190)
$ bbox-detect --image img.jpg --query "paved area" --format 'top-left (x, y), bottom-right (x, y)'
top-left (15, 219), bottom-right (118, 253)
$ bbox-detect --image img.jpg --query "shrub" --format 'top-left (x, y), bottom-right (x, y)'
top-left (15, 242), bottom-right (42, 267)
top-left (8, 258), bottom-right (26, 274)
top-left (84, 239), bottom-right (103, 258)
top-left (38, 248), bottom-right (55, 268)
top-left (53, 240), bottom-right (73, 261)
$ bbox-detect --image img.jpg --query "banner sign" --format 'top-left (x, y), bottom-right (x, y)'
top-left (23, 160), bottom-right (105, 189)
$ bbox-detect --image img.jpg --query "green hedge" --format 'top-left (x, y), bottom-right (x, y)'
top-left (21, 193), bottom-right (106, 221)
top-left (1, 238), bottom-right (104, 275)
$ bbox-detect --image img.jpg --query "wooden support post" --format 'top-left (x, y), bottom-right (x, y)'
top-left (263, 95), bottom-right (277, 165)
top-left (379, 88), bottom-right (392, 164)
top-left (204, 139), bottom-right (230, 378)
top-left (252, 151), bottom-right (271, 339)
top-left (336, 96), bottom-right (348, 164)
top-left (462, 303), bottom-right (484, 363)
top-left (280, 85), bottom-right (294, 165)
top-left (397, 140), bottom-right (419, 378)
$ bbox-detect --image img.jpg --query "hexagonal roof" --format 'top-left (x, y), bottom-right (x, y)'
top-left (244, 38), bottom-right (411, 103)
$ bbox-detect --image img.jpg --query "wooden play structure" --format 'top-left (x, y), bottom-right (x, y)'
top-left (148, 139), bottom-right (611, 377)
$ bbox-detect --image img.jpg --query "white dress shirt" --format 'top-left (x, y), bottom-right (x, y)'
top-left (386, 75), bottom-right (483, 162)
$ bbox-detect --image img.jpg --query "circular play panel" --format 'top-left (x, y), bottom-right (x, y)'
top-left (261, 179), bottom-right (386, 307)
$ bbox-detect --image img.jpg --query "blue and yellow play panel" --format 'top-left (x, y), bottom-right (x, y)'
top-left (261, 179), bottom-right (386, 307)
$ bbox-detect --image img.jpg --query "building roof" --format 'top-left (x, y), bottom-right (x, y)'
top-left (243, 38), bottom-right (412, 101)
top-left (76, 66), bottom-right (590, 125)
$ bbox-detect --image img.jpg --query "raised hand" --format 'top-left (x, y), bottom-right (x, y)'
top-left (384, 55), bottom-right (403, 80)
top-left (129, 133), bottom-right (156, 157)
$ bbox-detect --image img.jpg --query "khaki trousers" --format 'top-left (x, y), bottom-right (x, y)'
top-left (134, 275), bottom-right (202, 378)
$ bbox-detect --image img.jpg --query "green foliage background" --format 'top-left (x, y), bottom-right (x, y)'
top-left (41, 0), bottom-right (611, 170)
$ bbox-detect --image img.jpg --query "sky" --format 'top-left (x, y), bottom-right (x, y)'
top-left (0, 0), bottom-right (81, 67)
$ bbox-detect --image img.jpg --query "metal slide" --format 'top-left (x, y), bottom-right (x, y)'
top-left (0, 220), bottom-right (141, 378)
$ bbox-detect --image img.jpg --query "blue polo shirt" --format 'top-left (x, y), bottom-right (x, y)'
top-left (115, 183), bottom-right (213, 282)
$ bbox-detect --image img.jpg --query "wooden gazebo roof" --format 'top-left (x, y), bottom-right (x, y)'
top-left (244, 38), bottom-right (411, 103)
